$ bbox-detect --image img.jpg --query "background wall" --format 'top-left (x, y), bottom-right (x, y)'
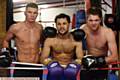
top-left (14, 7), bottom-right (78, 28)
top-left (13, 5), bottom-right (85, 29)
top-left (0, 0), bottom-right (6, 48)
top-left (0, 0), bottom-right (6, 34)
top-left (0, 0), bottom-right (9, 76)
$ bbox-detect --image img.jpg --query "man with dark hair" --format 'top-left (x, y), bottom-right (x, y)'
top-left (40, 13), bottom-right (85, 80)
top-left (80, 7), bottom-right (118, 80)
top-left (55, 13), bottom-right (71, 23)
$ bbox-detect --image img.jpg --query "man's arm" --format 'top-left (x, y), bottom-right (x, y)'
top-left (70, 29), bottom-right (85, 64)
top-left (39, 24), bottom-right (44, 46)
top-left (40, 38), bottom-right (52, 65)
top-left (40, 27), bottom-right (57, 65)
top-left (105, 28), bottom-right (118, 63)
top-left (3, 24), bottom-right (16, 48)
top-left (0, 24), bottom-right (15, 67)
top-left (75, 42), bottom-right (84, 64)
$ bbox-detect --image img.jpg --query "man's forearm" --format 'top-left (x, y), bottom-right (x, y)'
top-left (2, 40), bottom-right (9, 48)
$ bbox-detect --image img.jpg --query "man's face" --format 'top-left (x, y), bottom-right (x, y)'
top-left (56, 18), bottom-right (70, 35)
top-left (25, 7), bottom-right (38, 22)
top-left (87, 15), bottom-right (101, 31)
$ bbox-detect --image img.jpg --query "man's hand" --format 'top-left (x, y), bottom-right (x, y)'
top-left (82, 55), bottom-right (106, 69)
top-left (43, 58), bottom-right (53, 65)
top-left (0, 48), bottom-right (12, 67)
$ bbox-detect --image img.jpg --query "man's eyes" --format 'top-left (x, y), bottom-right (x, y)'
top-left (89, 20), bottom-right (100, 22)
top-left (57, 23), bottom-right (67, 25)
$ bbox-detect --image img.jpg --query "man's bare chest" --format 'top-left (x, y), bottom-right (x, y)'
top-left (15, 28), bottom-right (40, 43)
top-left (52, 39), bottom-right (75, 53)
top-left (87, 34), bottom-right (107, 48)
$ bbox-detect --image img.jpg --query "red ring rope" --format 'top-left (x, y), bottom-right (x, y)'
top-left (97, 67), bottom-right (120, 70)
top-left (109, 62), bottom-right (120, 65)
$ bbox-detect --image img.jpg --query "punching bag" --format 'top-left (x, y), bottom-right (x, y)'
top-left (75, 10), bottom-right (86, 28)
top-left (84, 0), bottom-right (91, 13)
top-left (6, 0), bottom-right (14, 31)
top-left (104, 14), bottom-right (116, 30)
top-left (115, 0), bottom-right (120, 31)
top-left (72, 13), bottom-right (76, 29)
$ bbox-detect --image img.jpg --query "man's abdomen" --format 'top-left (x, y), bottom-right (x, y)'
top-left (17, 49), bottom-right (39, 63)
top-left (53, 53), bottom-right (73, 65)
top-left (87, 48), bottom-right (108, 57)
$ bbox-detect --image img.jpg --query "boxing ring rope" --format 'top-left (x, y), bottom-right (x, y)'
top-left (2, 66), bottom-right (120, 71)
top-left (0, 67), bottom-right (46, 70)
top-left (1, 66), bottom-right (119, 70)
top-left (8, 61), bottom-right (120, 70)
top-left (8, 62), bottom-right (48, 79)
top-left (12, 62), bottom-right (45, 66)
top-left (0, 62), bottom-right (46, 70)
top-left (97, 67), bottom-right (120, 70)
top-left (109, 62), bottom-right (120, 65)
top-left (0, 61), bottom-right (119, 80)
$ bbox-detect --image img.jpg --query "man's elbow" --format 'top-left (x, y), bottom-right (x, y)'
top-left (111, 53), bottom-right (118, 62)
top-left (2, 40), bottom-right (9, 48)
top-left (115, 54), bottom-right (119, 61)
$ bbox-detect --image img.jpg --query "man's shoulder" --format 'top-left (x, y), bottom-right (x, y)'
top-left (9, 22), bottom-right (23, 31)
top-left (80, 24), bottom-right (86, 29)
top-left (102, 26), bottom-right (115, 37)
top-left (44, 37), bottom-right (57, 46)
top-left (45, 37), bottom-right (57, 41)
top-left (35, 22), bottom-right (43, 29)
top-left (79, 24), bottom-right (88, 34)
top-left (102, 26), bottom-right (113, 33)
top-left (12, 22), bottom-right (24, 27)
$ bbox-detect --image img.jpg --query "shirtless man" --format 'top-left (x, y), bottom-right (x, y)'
top-left (2, 3), bottom-right (43, 63)
top-left (81, 7), bottom-right (118, 80)
top-left (40, 13), bottom-right (85, 80)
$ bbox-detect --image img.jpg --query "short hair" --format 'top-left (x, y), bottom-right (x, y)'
top-left (26, 3), bottom-right (38, 9)
top-left (87, 7), bottom-right (102, 19)
top-left (55, 13), bottom-right (70, 23)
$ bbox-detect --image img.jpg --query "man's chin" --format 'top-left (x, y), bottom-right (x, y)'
top-left (91, 27), bottom-right (98, 31)
top-left (59, 32), bottom-right (68, 35)
top-left (28, 19), bottom-right (35, 22)
top-left (59, 33), bottom-right (64, 35)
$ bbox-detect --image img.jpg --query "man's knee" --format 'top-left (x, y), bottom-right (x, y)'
top-left (64, 63), bottom-right (80, 79)
top-left (47, 61), bottom-right (64, 77)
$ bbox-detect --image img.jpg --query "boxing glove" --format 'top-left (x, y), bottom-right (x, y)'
top-left (43, 27), bottom-right (57, 38)
top-left (71, 29), bottom-right (85, 41)
top-left (64, 63), bottom-right (80, 80)
top-left (43, 58), bottom-right (52, 65)
top-left (47, 61), bottom-right (64, 80)
top-left (0, 48), bottom-right (12, 67)
top-left (82, 55), bottom-right (106, 69)
top-left (95, 56), bottom-right (106, 67)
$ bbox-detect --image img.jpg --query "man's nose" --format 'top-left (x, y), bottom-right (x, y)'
top-left (60, 24), bottom-right (65, 28)
top-left (92, 21), bottom-right (96, 24)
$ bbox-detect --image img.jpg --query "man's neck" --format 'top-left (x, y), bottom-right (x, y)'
top-left (24, 21), bottom-right (35, 28)
top-left (90, 26), bottom-right (101, 35)
top-left (57, 33), bottom-right (70, 39)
